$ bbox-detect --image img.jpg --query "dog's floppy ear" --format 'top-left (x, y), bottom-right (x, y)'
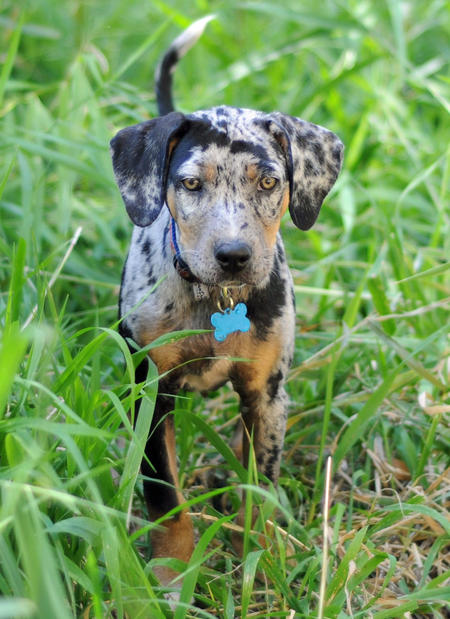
top-left (110, 112), bottom-right (187, 227)
top-left (265, 113), bottom-right (343, 230)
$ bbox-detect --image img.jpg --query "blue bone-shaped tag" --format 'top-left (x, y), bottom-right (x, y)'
top-left (211, 302), bottom-right (250, 342)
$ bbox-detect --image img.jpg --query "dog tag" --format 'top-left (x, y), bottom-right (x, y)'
top-left (211, 302), bottom-right (250, 342)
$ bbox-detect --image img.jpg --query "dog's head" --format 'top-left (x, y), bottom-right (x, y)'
top-left (111, 106), bottom-right (343, 286)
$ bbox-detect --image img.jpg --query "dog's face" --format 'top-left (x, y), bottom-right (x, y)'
top-left (111, 106), bottom-right (343, 286)
top-left (165, 112), bottom-right (290, 286)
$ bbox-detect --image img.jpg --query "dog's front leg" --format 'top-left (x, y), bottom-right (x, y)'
top-left (231, 379), bottom-right (288, 553)
top-left (239, 385), bottom-right (288, 483)
top-left (142, 389), bottom-right (194, 587)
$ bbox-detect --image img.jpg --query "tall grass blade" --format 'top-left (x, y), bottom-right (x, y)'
top-left (0, 326), bottom-right (28, 419)
top-left (119, 360), bottom-right (158, 519)
top-left (333, 371), bottom-right (398, 468)
top-left (0, 14), bottom-right (23, 108)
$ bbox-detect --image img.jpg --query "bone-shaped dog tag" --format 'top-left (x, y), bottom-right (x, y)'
top-left (211, 302), bottom-right (250, 342)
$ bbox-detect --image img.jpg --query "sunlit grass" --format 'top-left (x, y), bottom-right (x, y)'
top-left (0, 0), bottom-right (449, 617)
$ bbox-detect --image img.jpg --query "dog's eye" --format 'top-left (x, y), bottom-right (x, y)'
top-left (181, 178), bottom-right (202, 191)
top-left (259, 176), bottom-right (278, 190)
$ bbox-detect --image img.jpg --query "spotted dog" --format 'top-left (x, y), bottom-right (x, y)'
top-left (111, 17), bottom-right (343, 589)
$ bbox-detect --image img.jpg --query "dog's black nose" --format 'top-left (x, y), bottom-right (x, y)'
top-left (214, 241), bottom-right (252, 273)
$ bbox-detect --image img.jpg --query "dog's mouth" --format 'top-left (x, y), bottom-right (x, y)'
top-left (200, 263), bottom-right (272, 289)
top-left (210, 259), bottom-right (273, 289)
top-left (201, 265), bottom-right (265, 288)
top-left (203, 272), bottom-right (268, 291)
top-left (173, 243), bottom-right (272, 290)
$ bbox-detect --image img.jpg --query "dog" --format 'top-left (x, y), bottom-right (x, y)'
top-left (111, 16), bottom-right (343, 590)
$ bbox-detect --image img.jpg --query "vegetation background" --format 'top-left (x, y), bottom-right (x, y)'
top-left (0, 0), bottom-right (448, 617)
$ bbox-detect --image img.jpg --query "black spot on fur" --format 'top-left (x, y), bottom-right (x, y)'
top-left (311, 141), bottom-right (325, 165)
top-left (267, 369), bottom-right (283, 402)
top-left (169, 121), bottom-right (231, 170)
top-left (304, 158), bottom-right (318, 177)
top-left (229, 140), bottom-right (271, 164)
top-left (142, 238), bottom-right (152, 257)
top-left (246, 256), bottom-right (286, 340)
top-left (332, 145), bottom-right (342, 162)
top-left (263, 443), bottom-right (280, 481)
top-left (230, 140), bottom-right (249, 154)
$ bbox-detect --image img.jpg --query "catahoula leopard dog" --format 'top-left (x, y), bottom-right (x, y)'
top-left (111, 17), bottom-right (343, 591)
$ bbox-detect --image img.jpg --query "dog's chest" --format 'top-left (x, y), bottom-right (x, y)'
top-left (147, 328), bottom-right (237, 392)
top-left (178, 357), bottom-right (232, 392)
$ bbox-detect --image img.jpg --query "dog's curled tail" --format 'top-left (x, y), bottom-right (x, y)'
top-left (155, 15), bottom-right (215, 116)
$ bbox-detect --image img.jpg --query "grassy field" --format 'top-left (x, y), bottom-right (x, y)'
top-left (0, 0), bottom-right (449, 617)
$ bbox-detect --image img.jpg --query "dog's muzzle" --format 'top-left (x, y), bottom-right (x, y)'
top-left (214, 240), bottom-right (252, 274)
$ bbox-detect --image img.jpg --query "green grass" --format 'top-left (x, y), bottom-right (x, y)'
top-left (0, 0), bottom-right (449, 617)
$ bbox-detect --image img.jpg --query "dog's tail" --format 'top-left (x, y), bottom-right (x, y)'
top-left (155, 15), bottom-right (215, 116)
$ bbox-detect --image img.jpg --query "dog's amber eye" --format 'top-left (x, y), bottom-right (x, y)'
top-left (181, 178), bottom-right (202, 191)
top-left (259, 176), bottom-right (278, 190)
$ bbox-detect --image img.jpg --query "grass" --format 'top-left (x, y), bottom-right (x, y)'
top-left (0, 0), bottom-right (449, 617)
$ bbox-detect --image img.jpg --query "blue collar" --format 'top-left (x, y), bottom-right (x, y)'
top-left (170, 216), bottom-right (201, 284)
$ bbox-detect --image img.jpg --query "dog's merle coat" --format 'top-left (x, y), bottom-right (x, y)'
top-left (111, 18), bottom-right (343, 589)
